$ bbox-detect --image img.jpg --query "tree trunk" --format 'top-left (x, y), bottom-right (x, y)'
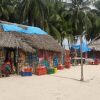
top-left (68, 37), bottom-right (71, 50)
top-left (61, 35), bottom-right (64, 47)
top-left (28, 12), bottom-right (33, 26)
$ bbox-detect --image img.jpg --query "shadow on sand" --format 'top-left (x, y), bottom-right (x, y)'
top-left (50, 75), bottom-right (95, 83)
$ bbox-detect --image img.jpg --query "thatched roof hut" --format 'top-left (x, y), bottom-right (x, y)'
top-left (0, 32), bottom-right (33, 52)
top-left (0, 20), bottom-right (63, 52)
top-left (89, 34), bottom-right (100, 51)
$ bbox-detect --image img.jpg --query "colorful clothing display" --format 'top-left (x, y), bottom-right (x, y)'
top-left (53, 55), bottom-right (58, 67)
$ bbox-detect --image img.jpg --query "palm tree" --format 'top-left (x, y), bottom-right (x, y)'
top-left (0, 0), bottom-right (20, 22)
top-left (20, 0), bottom-right (47, 26)
top-left (44, 0), bottom-right (73, 45)
top-left (86, 0), bottom-right (100, 39)
top-left (0, 0), bottom-right (12, 20)
top-left (64, 0), bottom-right (95, 36)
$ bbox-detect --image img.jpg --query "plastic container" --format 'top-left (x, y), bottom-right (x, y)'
top-left (65, 62), bottom-right (71, 69)
top-left (24, 68), bottom-right (32, 72)
top-left (47, 68), bottom-right (55, 74)
top-left (54, 68), bottom-right (57, 73)
top-left (21, 72), bottom-right (32, 76)
top-left (36, 67), bottom-right (47, 75)
top-left (57, 64), bottom-right (64, 70)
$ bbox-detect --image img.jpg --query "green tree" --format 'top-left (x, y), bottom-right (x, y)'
top-left (20, 0), bottom-right (47, 26)
top-left (86, 0), bottom-right (100, 39)
top-left (44, 0), bottom-right (73, 45)
top-left (0, 0), bottom-right (12, 20)
top-left (64, 0), bottom-right (94, 36)
top-left (0, 0), bottom-right (20, 22)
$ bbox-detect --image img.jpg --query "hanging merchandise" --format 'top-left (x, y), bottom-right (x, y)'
top-left (38, 50), bottom-right (43, 58)
top-left (18, 50), bottom-right (26, 71)
top-left (26, 53), bottom-right (34, 66)
top-left (42, 60), bottom-right (49, 68)
top-left (39, 57), bottom-right (44, 64)
top-left (33, 54), bottom-right (38, 62)
top-left (57, 53), bottom-right (61, 65)
top-left (65, 50), bottom-right (71, 68)
top-left (53, 54), bottom-right (58, 67)
top-left (32, 53), bottom-right (39, 67)
top-left (0, 49), bottom-right (5, 67)
top-left (45, 51), bottom-right (48, 60)
top-left (49, 56), bottom-right (53, 68)
top-left (11, 51), bottom-right (14, 58)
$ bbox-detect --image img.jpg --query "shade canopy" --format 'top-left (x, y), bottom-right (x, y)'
top-left (71, 35), bottom-right (91, 52)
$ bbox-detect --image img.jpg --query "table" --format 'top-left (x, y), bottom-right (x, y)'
top-left (71, 57), bottom-right (85, 65)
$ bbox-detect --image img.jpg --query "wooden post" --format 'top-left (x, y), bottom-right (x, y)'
top-left (16, 47), bottom-right (19, 75)
top-left (80, 35), bottom-right (84, 81)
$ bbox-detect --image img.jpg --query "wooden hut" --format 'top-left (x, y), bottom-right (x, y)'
top-left (0, 21), bottom-right (64, 75)
top-left (11, 32), bottom-right (63, 68)
top-left (0, 32), bottom-right (33, 75)
top-left (0, 31), bottom-right (63, 75)
top-left (89, 34), bottom-right (100, 59)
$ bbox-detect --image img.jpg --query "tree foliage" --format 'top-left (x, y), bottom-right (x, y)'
top-left (0, 0), bottom-right (100, 42)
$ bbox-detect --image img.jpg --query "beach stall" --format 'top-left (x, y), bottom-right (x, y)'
top-left (0, 21), bottom-right (64, 76)
top-left (0, 32), bottom-right (33, 77)
top-left (71, 35), bottom-right (91, 66)
top-left (22, 34), bottom-right (63, 75)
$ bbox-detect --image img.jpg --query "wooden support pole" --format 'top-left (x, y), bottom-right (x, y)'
top-left (80, 35), bottom-right (84, 81)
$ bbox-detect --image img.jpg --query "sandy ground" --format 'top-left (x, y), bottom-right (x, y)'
top-left (0, 65), bottom-right (100, 100)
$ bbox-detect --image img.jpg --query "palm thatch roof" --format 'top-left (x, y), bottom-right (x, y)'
top-left (4, 31), bottom-right (63, 52)
top-left (13, 32), bottom-right (62, 52)
top-left (0, 32), bottom-right (62, 52)
top-left (0, 32), bottom-right (33, 52)
top-left (25, 34), bottom-right (62, 52)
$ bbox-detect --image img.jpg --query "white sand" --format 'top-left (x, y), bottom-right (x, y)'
top-left (0, 65), bottom-right (100, 100)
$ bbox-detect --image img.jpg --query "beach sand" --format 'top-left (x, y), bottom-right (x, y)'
top-left (0, 65), bottom-right (100, 100)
